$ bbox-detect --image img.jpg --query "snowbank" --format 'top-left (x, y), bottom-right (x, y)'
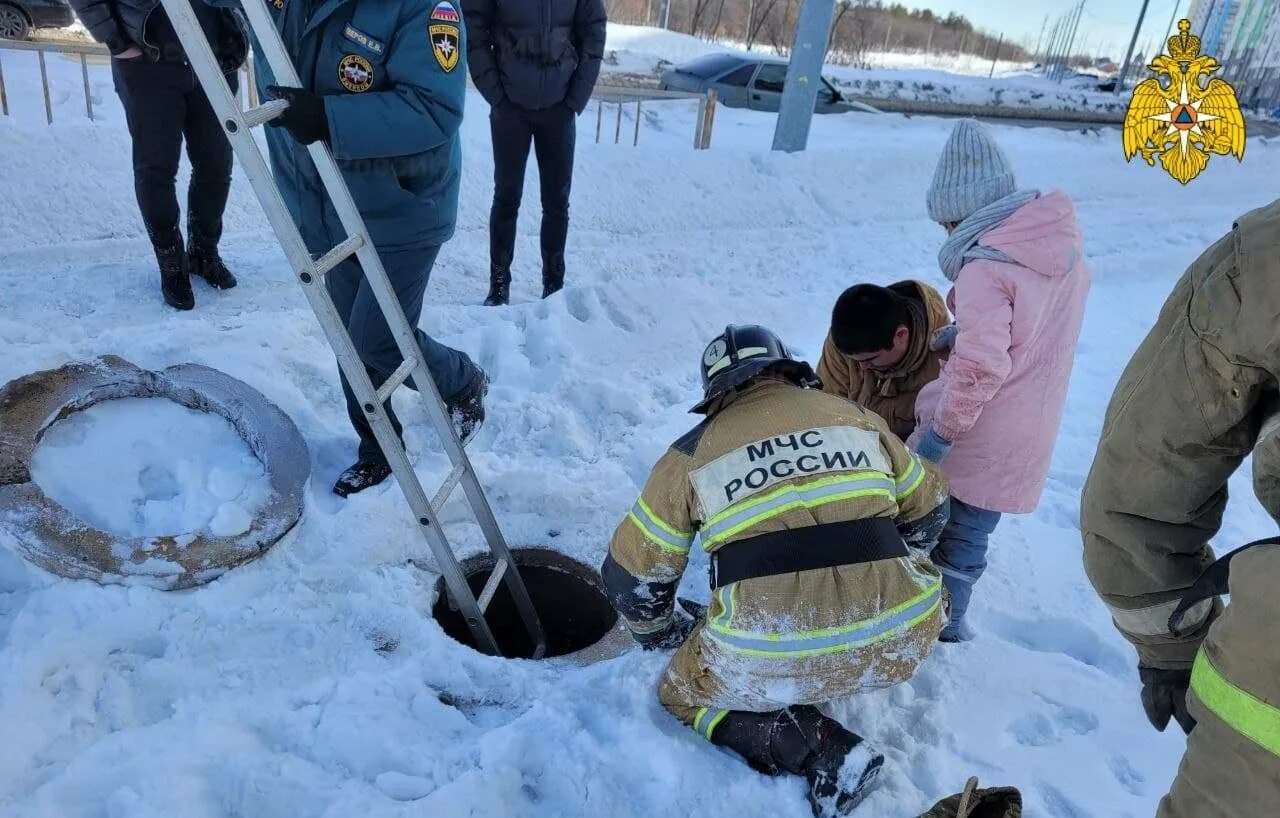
top-left (1, 54), bottom-right (1279, 818)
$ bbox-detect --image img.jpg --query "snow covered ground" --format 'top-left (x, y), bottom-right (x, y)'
top-left (30, 397), bottom-right (271, 540)
top-left (3, 43), bottom-right (1280, 818)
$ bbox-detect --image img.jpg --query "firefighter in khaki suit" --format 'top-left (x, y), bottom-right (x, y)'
top-left (1082, 198), bottom-right (1280, 817)
top-left (601, 325), bottom-right (950, 817)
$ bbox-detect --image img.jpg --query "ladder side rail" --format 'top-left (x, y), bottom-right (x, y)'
top-left (235, 0), bottom-right (548, 656)
top-left (158, 0), bottom-right (511, 657)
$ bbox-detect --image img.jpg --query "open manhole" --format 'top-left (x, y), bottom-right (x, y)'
top-left (432, 548), bottom-right (618, 659)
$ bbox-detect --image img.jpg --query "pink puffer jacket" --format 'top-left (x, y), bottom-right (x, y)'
top-left (911, 191), bottom-right (1091, 514)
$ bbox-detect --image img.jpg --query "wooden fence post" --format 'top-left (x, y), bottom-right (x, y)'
top-left (633, 99), bottom-right (642, 146)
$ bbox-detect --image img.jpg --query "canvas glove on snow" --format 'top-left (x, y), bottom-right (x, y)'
top-left (266, 86), bottom-right (330, 145)
top-left (1140, 666), bottom-right (1196, 734)
top-left (633, 611), bottom-right (695, 651)
top-left (913, 425), bottom-right (953, 464)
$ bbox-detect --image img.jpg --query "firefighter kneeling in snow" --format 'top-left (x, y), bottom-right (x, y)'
top-left (601, 325), bottom-right (950, 816)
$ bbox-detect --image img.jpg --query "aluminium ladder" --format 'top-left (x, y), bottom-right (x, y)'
top-left (158, 0), bottom-right (546, 658)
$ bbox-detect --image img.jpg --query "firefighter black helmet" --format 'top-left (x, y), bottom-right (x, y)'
top-left (691, 324), bottom-right (816, 414)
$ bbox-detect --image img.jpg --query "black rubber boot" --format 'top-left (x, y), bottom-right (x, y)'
top-left (712, 707), bottom-right (884, 817)
top-left (484, 265), bottom-right (511, 306)
top-left (446, 373), bottom-right (488, 444)
top-left (541, 255), bottom-right (565, 299)
top-left (154, 238), bottom-right (195, 311)
top-left (333, 458), bottom-right (393, 497)
top-left (188, 244), bottom-right (238, 290)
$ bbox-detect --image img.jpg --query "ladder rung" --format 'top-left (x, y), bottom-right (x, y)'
top-left (476, 559), bottom-right (508, 613)
top-left (376, 358), bottom-right (418, 404)
top-left (431, 462), bottom-right (468, 514)
top-left (241, 98), bottom-right (290, 128)
top-left (313, 235), bottom-right (366, 278)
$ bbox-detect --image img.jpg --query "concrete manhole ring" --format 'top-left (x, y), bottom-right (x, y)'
top-left (431, 547), bottom-right (630, 663)
top-left (0, 356), bottom-right (310, 589)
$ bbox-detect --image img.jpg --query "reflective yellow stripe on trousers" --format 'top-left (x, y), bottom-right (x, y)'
top-left (1191, 650), bottom-right (1280, 757)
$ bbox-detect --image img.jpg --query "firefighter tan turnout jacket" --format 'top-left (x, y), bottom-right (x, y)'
top-left (603, 379), bottom-right (949, 736)
top-left (1082, 198), bottom-right (1280, 817)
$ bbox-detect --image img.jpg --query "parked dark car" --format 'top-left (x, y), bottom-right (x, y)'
top-left (659, 53), bottom-right (876, 114)
top-left (0, 0), bottom-right (73, 40)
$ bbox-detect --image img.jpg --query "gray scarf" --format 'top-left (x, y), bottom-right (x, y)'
top-left (938, 189), bottom-right (1040, 281)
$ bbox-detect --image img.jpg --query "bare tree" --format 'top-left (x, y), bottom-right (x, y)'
top-left (744, 0), bottom-right (782, 50)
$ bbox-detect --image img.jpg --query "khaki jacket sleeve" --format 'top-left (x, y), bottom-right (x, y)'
top-left (817, 333), bottom-right (860, 400)
top-left (1082, 204), bottom-right (1280, 669)
top-left (600, 448), bottom-right (697, 635)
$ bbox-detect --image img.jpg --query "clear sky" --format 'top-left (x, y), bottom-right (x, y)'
top-left (923, 0), bottom-right (1188, 61)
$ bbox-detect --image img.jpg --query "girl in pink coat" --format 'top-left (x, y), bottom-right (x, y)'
top-left (908, 120), bottom-right (1091, 642)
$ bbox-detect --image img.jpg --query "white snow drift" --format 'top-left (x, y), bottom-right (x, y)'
top-left (31, 397), bottom-right (271, 539)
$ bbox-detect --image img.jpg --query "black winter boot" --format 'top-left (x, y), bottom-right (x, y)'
top-left (541, 255), bottom-right (565, 299)
top-left (786, 706), bottom-right (884, 817)
top-left (484, 265), bottom-right (511, 306)
top-left (188, 243), bottom-right (238, 290)
top-left (154, 238), bottom-right (195, 311)
top-left (333, 458), bottom-right (393, 497)
top-left (445, 373), bottom-right (488, 444)
top-left (712, 707), bottom-right (884, 817)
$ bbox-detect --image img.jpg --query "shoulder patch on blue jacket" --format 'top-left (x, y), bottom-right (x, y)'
top-left (672, 419), bottom-right (710, 457)
top-left (343, 24), bottom-right (385, 55)
top-left (430, 1), bottom-right (461, 22)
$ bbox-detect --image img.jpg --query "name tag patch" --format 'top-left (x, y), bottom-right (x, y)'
top-left (343, 24), bottom-right (385, 55)
top-left (690, 426), bottom-right (892, 517)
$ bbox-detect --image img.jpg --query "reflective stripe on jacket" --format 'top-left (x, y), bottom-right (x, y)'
top-left (602, 380), bottom-right (948, 675)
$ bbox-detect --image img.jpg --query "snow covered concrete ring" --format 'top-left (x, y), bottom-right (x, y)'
top-left (0, 356), bottom-right (309, 589)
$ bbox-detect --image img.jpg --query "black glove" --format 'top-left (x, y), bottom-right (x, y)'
top-left (634, 612), bottom-right (695, 651)
top-left (1140, 666), bottom-right (1197, 734)
top-left (266, 86), bottom-right (329, 145)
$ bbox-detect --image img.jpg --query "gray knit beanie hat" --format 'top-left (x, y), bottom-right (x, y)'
top-left (927, 120), bottom-right (1016, 224)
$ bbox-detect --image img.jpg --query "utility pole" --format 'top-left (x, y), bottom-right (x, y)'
top-left (1115, 0), bottom-right (1152, 94)
top-left (1033, 14), bottom-right (1049, 60)
top-left (773, 0), bottom-right (837, 152)
top-left (989, 33), bottom-right (1004, 77)
top-left (1057, 1), bottom-right (1086, 81)
top-left (1044, 16), bottom-right (1062, 70)
top-left (659, 0), bottom-right (671, 29)
top-left (1163, 0), bottom-right (1182, 43)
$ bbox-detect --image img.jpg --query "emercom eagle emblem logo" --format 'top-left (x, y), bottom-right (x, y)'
top-left (1122, 19), bottom-right (1246, 185)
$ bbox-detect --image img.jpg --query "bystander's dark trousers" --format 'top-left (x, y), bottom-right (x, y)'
top-left (111, 58), bottom-right (237, 250)
top-left (489, 101), bottom-right (576, 279)
top-left (326, 244), bottom-right (483, 463)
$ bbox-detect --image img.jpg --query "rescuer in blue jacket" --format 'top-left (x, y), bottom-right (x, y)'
top-left (221, 0), bottom-right (486, 496)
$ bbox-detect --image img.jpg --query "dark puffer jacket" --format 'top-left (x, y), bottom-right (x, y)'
top-left (463, 0), bottom-right (607, 112)
top-left (69, 0), bottom-right (246, 71)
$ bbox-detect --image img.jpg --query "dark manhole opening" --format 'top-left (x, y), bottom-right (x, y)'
top-left (431, 548), bottom-right (618, 659)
